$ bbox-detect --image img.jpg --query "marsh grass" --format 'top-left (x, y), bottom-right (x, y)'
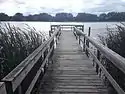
top-left (0, 23), bottom-right (46, 79)
top-left (98, 23), bottom-right (125, 57)
top-left (98, 23), bottom-right (125, 93)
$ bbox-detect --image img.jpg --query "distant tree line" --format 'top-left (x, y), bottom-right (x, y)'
top-left (1, 12), bottom-right (125, 21)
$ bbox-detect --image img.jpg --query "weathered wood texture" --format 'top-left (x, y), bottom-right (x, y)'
top-left (1, 27), bottom-right (61, 94)
top-left (38, 30), bottom-right (108, 94)
top-left (74, 27), bottom-right (125, 94)
top-left (0, 82), bottom-right (7, 94)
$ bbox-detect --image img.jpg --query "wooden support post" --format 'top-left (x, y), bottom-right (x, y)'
top-left (54, 26), bottom-right (55, 31)
top-left (86, 27), bottom-right (91, 57)
top-left (96, 50), bottom-right (100, 74)
top-left (83, 37), bottom-right (86, 51)
top-left (51, 26), bottom-right (52, 32)
top-left (88, 27), bottom-right (91, 37)
top-left (97, 50), bottom-right (101, 60)
top-left (4, 81), bottom-right (13, 94)
top-left (82, 25), bottom-right (84, 32)
top-left (51, 39), bottom-right (54, 64)
top-left (73, 28), bottom-right (78, 40)
top-left (78, 36), bottom-right (80, 44)
top-left (56, 37), bottom-right (58, 45)
top-left (59, 26), bottom-right (61, 30)
top-left (61, 26), bottom-right (63, 31)
top-left (86, 27), bottom-right (91, 47)
top-left (49, 30), bottom-right (51, 37)
top-left (18, 85), bottom-right (22, 94)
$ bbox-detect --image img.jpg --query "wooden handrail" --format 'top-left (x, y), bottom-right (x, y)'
top-left (74, 27), bottom-right (125, 74)
top-left (1, 27), bottom-right (61, 94)
top-left (74, 27), bottom-right (125, 94)
top-left (51, 24), bottom-right (83, 26)
top-left (51, 25), bottom-right (84, 32)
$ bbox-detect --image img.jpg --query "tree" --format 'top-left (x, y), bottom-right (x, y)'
top-left (39, 13), bottom-right (52, 21)
top-left (11, 13), bottom-right (25, 21)
top-left (0, 13), bottom-right (10, 21)
top-left (99, 13), bottom-right (107, 21)
top-left (55, 13), bottom-right (73, 22)
top-left (25, 15), bottom-right (33, 21)
top-left (75, 13), bottom-right (98, 22)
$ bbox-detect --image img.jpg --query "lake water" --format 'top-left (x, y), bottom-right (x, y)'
top-left (0, 22), bottom-right (122, 39)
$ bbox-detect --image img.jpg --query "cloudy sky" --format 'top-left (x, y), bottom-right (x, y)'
top-left (0, 0), bottom-right (125, 16)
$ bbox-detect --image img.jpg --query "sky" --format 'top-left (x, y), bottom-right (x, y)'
top-left (0, 0), bottom-right (125, 16)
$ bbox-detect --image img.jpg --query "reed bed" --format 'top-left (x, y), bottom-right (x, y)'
top-left (0, 23), bottom-right (46, 80)
top-left (98, 23), bottom-right (125, 93)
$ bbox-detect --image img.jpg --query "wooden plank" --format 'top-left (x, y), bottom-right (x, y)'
top-left (41, 85), bottom-right (107, 89)
top-left (2, 28), bottom-right (60, 92)
top-left (41, 88), bottom-right (108, 93)
top-left (51, 24), bottom-right (83, 27)
top-left (39, 93), bottom-right (107, 94)
top-left (75, 27), bottom-right (125, 74)
top-left (41, 79), bottom-right (103, 83)
top-left (42, 76), bottom-right (100, 80)
top-left (38, 30), bottom-right (108, 94)
top-left (40, 82), bottom-right (106, 86)
top-left (25, 45), bottom-right (54, 94)
top-left (85, 46), bottom-right (125, 94)
top-left (75, 27), bottom-right (125, 94)
top-left (0, 82), bottom-right (7, 94)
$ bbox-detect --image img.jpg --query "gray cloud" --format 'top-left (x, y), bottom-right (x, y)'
top-left (83, 0), bottom-right (125, 14)
top-left (0, 0), bottom-right (6, 3)
top-left (1, 0), bottom-right (125, 15)
top-left (14, 0), bottom-right (25, 5)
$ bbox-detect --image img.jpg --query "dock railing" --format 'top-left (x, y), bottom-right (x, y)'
top-left (0, 26), bottom-right (61, 94)
top-left (74, 26), bottom-right (125, 94)
top-left (1, 24), bottom-right (125, 94)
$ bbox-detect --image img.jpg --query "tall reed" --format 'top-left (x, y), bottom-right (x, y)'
top-left (0, 23), bottom-right (46, 79)
top-left (98, 23), bottom-right (125, 93)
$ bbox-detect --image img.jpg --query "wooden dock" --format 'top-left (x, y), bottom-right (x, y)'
top-left (38, 30), bottom-right (108, 94)
top-left (1, 25), bottom-right (125, 94)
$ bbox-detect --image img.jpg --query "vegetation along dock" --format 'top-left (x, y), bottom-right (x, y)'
top-left (0, 24), bottom-right (125, 94)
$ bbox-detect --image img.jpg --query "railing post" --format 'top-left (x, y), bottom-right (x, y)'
top-left (60, 26), bottom-right (61, 31)
top-left (49, 30), bottom-right (51, 37)
top-left (97, 50), bottom-right (101, 60)
top-left (71, 26), bottom-right (73, 31)
top-left (96, 50), bottom-right (100, 74)
top-left (78, 35), bottom-right (80, 44)
top-left (55, 33), bottom-right (58, 45)
top-left (51, 25), bottom-right (52, 32)
top-left (54, 26), bottom-right (56, 31)
top-left (88, 27), bottom-right (91, 36)
top-left (83, 37), bottom-right (86, 51)
top-left (51, 39), bottom-right (54, 64)
top-left (18, 85), bottom-right (22, 94)
top-left (86, 27), bottom-right (91, 57)
top-left (73, 27), bottom-right (78, 40)
top-left (4, 81), bottom-right (13, 94)
top-left (82, 25), bottom-right (84, 32)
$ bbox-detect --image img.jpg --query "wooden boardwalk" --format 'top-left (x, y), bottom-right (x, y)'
top-left (38, 30), bottom-right (108, 94)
